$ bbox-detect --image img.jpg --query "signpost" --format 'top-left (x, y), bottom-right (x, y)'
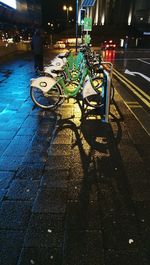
top-left (79, 0), bottom-right (96, 46)
top-left (76, 0), bottom-right (78, 53)
top-left (84, 17), bottom-right (92, 31)
top-left (84, 34), bottom-right (91, 45)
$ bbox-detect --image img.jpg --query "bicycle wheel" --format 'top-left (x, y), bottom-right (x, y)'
top-left (110, 82), bottom-right (115, 102)
top-left (91, 76), bottom-right (104, 90)
top-left (85, 92), bottom-right (103, 108)
top-left (83, 80), bottom-right (103, 108)
top-left (30, 83), bottom-right (61, 109)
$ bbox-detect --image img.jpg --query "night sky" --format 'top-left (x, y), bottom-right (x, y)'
top-left (41, 0), bottom-right (76, 27)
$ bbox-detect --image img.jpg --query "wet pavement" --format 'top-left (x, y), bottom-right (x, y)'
top-left (0, 51), bottom-right (150, 265)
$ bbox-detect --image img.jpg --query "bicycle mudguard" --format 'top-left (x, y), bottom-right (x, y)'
top-left (30, 76), bottom-right (57, 93)
top-left (44, 65), bottom-right (62, 78)
top-left (82, 79), bottom-right (97, 99)
top-left (51, 58), bottom-right (65, 68)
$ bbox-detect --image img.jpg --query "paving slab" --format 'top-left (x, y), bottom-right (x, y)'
top-left (18, 247), bottom-right (62, 265)
top-left (0, 51), bottom-right (149, 265)
top-left (0, 201), bottom-right (31, 230)
top-left (0, 231), bottom-right (25, 265)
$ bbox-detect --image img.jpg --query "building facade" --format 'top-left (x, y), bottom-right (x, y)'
top-left (0, 0), bottom-right (42, 25)
top-left (80, 0), bottom-right (150, 26)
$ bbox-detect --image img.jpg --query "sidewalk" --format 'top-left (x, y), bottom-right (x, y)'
top-left (0, 51), bottom-right (150, 265)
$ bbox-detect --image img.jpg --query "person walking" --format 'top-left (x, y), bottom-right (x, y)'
top-left (31, 29), bottom-right (44, 73)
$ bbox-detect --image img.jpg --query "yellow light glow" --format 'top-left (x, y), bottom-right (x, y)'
top-left (63, 5), bottom-right (67, 11)
top-left (128, 10), bottom-right (132, 25)
top-left (69, 6), bottom-right (73, 11)
top-left (94, 0), bottom-right (99, 25)
top-left (101, 14), bottom-right (105, 25)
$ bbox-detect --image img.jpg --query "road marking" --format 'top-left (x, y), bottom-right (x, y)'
top-left (112, 69), bottom-right (150, 136)
top-left (113, 69), bottom-right (150, 105)
top-left (137, 59), bottom-right (150, 65)
top-left (114, 58), bottom-right (137, 61)
top-left (123, 101), bottom-right (150, 137)
top-left (125, 69), bottom-right (150, 82)
top-left (126, 101), bottom-right (143, 108)
top-left (126, 101), bottom-right (142, 108)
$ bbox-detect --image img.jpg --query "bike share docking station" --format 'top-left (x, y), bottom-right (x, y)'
top-left (30, 51), bottom-right (114, 124)
top-left (102, 62), bottom-right (113, 123)
top-left (82, 61), bottom-right (113, 123)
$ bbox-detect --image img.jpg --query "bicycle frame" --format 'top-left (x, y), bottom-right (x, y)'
top-left (30, 45), bottom-right (114, 119)
top-left (54, 67), bottom-right (89, 98)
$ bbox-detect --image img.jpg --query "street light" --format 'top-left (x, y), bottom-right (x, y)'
top-left (76, 0), bottom-right (78, 53)
top-left (48, 22), bottom-right (54, 45)
top-left (63, 5), bottom-right (73, 38)
top-left (63, 5), bottom-right (73, 19)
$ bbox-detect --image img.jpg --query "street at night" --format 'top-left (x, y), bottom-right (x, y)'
top-left (102, 49), bottom-right (150, 136)
top-left (0, 0), bottom-right (150, 265)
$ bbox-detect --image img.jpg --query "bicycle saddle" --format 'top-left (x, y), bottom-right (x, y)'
top-left (51, 69), bottom-right (64, 74)
top-left (58, 51), bottom-right (70, 59)
top-left (58, 54), bottom-right (67, 59)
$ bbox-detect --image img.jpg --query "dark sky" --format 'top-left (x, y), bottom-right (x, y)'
top-left (41, 0), bottom-right (76, 26)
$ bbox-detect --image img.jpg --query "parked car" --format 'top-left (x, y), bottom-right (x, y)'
top-left (53, 41), bottom-right (66, 49)
top-left (101, 40), bottom-right (117, 50)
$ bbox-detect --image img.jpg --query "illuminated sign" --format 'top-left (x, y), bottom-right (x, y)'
top-left (0, 0), bottom-right (16, 9)
top-left (84, 17), bottom-right (92, 31)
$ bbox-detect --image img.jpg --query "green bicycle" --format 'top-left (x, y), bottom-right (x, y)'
top-left (30, 62), bottom-right (105, 110)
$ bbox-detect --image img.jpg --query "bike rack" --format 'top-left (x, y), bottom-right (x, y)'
top-left (101, 62), bottom-right (113, 123)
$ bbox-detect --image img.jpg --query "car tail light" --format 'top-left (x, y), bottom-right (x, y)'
top-left (113, 44), bottom-right (116, 47)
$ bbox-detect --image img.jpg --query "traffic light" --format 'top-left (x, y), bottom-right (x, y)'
top-left (80, 9), bottom-right (86, 25)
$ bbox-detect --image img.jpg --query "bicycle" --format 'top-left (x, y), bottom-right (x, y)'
top-left (44, 50), bottom-right (86, 82)
top-left (30, 59), bottom-right (106, 110)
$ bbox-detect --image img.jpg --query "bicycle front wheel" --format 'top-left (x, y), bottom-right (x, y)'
top-left (91, 76), bottom-right (104, 90)
top-left (83, 80), bottom-right (103, 108)
top-left (85, 77), bottom-right (103, 108)
top-left (110, 82), bottom-right (115, 102)
top-left (85, 93), bottom-right (103, 108)
top-left (30, 83), bottom-right (61, 109)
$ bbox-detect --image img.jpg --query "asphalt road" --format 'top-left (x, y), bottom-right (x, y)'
top-left (102, 49), bottom-right (150, 95)
top-left (101, 49), bottom-right (150, 136)
top-left (48, 47), bottom-right (150, 136)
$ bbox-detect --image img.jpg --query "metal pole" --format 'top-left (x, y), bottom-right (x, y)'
top-left (67, 8), bottom-right (69, 39)
top-left (76, 0), bottom-right (78, 53)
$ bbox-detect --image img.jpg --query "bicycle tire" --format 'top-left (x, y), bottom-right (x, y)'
top-left (84, 77), bottom-right (103, 108)
top-left (91, 76), bottom-right (104, 90)
top-left (110, 82), bottom-right (115, 102)
top-left (85, 93), bottom-right (103, 108)
top-left (30, 83), bottom-right (61, 109)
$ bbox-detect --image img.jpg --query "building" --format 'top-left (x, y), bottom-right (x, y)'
top-left (79, 0), bottom-right (150, 47)
top-left (79, 0), bottom-right (150, 27)
top-left (0, 0), bottom-right (42, 25)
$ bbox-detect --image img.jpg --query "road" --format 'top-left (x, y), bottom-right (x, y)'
top-left (101, 49), bottom-right (150, 136)
top-left (48, 47), bottom-right (150, 136)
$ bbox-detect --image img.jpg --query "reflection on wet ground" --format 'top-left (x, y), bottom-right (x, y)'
top-left (102, 50), bottom-right (116, 63)
top-left (0, 51), bottom-right (150, 265)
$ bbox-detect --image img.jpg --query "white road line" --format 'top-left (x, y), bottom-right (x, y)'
top-left (113, 69), bottom-right (150, 107)
top-left (123, 101), bottom-right (150, 137)
top-left (114, 59), bottom-right (137, 61)
top-left (125, 69), bottom-right (150, 82)
top-left (137, 59), bottom-right (150, 65)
